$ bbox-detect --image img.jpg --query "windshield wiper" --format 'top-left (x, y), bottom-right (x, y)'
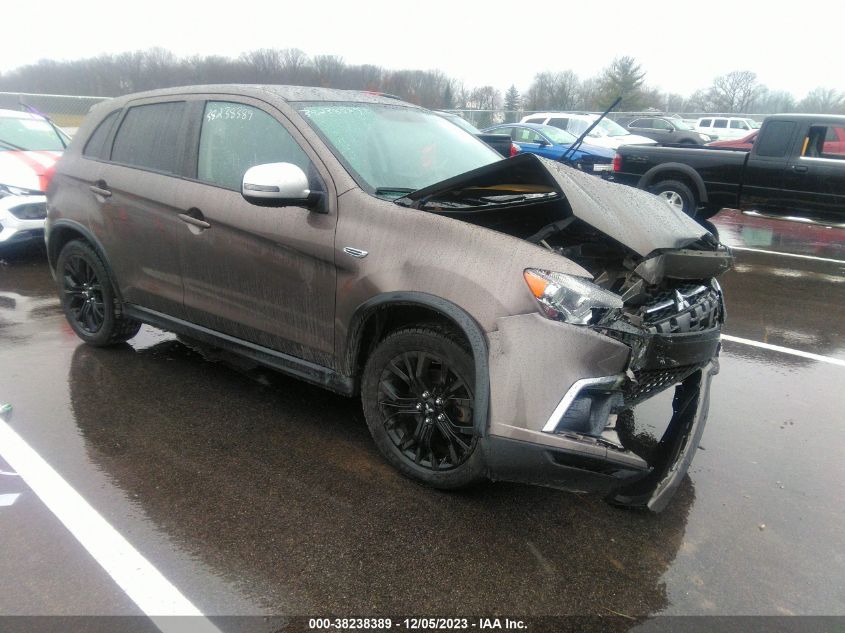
top-left (374, 187), bottom-right (416, 198)
top-left (0, 138), bottom-right (26, 150)
top-left (561, 96), bottom-right (622, 163)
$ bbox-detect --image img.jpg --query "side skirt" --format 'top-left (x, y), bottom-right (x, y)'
top-left (123, 305), bottom-right (355, 396)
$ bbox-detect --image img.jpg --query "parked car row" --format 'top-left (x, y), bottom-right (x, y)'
top-left (520, 112), bottom-right (657, 149)
top-left (480, 123), bottom-right (615, 173)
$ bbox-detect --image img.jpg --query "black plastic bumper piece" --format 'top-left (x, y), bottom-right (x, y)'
top-left (484, 359), bottom-right (719, 512)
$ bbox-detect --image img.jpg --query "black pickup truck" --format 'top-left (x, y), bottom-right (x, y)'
top-left (610, 114), bottom-right (845, 222)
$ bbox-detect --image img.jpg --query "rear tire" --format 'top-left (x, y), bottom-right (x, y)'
top-left (361, 327), bottom-right (486, 489)
top-left (651, 179), bottom-right (698, 217)
top-left (56, 240), bottom-right (141, 347)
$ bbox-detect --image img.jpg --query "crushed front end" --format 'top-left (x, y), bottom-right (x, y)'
top-left (397, 153), bottom-right (732, 510)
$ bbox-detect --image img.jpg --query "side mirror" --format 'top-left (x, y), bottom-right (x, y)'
top-left (242, 162), bottom-right (322, 209)
top-left (536, 138), bottom-right (549, 146)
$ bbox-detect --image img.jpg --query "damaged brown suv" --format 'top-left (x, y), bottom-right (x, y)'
top-left (46, 86), bottom-right (731, 511)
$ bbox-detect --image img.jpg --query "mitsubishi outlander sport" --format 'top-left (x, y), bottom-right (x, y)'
top-left (46, 85), bottom-right (732, 511)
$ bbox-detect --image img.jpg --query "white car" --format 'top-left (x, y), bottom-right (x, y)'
top-left (0, 108), bottom-right (67, 251)
top-left (520, 112), bottom-right (657, 149)
top-left (694, 117), bottom-right (760, 141)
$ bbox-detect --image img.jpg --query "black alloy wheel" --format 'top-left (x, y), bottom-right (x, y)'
top-left (378, 349), bottom-right (476, 471)
top-left (63, 254), bottom-right (105, 334)
top-left (56, 240), bottom-right (141, 346)
top-left (362, 327), bottom-right (486, 488)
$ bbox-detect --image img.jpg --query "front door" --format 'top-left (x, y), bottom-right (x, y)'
top-left (175, 98), bottom-right (338, 367)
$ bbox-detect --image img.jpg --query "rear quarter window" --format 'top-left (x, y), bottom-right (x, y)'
top-left (111, 101), bottom-right (186, 174)
top-left (82, 110), bottom-right (120, 160)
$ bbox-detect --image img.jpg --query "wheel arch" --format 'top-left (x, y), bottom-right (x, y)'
top-left (48, 220), bottom-right (124, 302)
top-left (345, 292), bottom-right (490, 437)
top-left (637, 163), bottom-right (708, 204)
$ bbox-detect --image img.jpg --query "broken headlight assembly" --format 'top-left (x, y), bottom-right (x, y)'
top-left (524, 268), bottom-right (623, 325)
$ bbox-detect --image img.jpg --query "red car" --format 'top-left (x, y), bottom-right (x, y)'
top-left (707, 130), bottom-right (757, 150)
top-left (708, 124), bottom-right (845, 154)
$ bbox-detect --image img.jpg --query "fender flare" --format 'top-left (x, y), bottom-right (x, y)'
top-left (346, 291), bottom-right (491, 437)
top-left (47, 219), bottom-right (124, 301)
top-left (637, 162), bottom-right (708, 204)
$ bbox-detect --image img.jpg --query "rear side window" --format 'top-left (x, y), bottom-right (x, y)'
top-left (514, 128), bottom-right (541, 143)
top-left (111, 102), bottom-right (186, 173)
top-left (803, 125), bottom-right (845, 159)
top-left (547, 117), bottom-right (569, 129)
top-left (713, 119), bottom-right (728, 129)
top-left (755, 121), bottom-right (796, 157)
top-left (83, 110), bottom-right (120, 159)
top-left (197, 101), bottom-right (309, 191)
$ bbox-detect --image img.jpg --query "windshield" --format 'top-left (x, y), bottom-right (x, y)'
top-left (297, 103), bottom-right (501, 196)
top-left (747, 119), bottom-right (762, 129)
top-left (673, 119), bottom-right (694, 130)
top-left (438, 112), bottom-right (480, 135)
top-left (595, 118), bottom-right (630, 137)
top-left (0, 115), bottom-right (66, 151)
top-left (536, 125), bottom-right (577, 145)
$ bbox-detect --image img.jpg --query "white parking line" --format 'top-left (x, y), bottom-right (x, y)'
top-left (729, 246), bottom-right (845, 265)
top-left (0, 419), bottom-right (222, 633)
top-left (721, 334), bottom-right (845, 367)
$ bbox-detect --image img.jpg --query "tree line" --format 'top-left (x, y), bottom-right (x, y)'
top-left (1, 48), bottom-right (842, 116)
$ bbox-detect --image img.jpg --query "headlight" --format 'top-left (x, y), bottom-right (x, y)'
top-left (0, 183), bottom-right (41, 198)
top-left (524, 268), bottom-right (623, 325)
top-left (698, 133), bottom-right (710, 141)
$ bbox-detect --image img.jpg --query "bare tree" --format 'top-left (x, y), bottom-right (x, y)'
top-left (525, 71), bottom-right (580, 111)
top-left (313, 55), bottom-right (345, 87)
top-left (707, 70), bottom-right (764, 112)
top-left (798, 87), bottom-right (844, 114)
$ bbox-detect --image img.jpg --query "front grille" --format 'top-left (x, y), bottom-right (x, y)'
top-left (640, 285), bottom-right (721, 335)
top-left (624, 364), bottom-right (699, 405)
top-left (9, 202), bottom-right (47, 220)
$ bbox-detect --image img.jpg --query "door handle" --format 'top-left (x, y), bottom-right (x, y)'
top-left (89, 181), bottom-right (111, 198)
top-left (178, 213), bottom-right (211, 229)
top-left (791, 165), bottom-right (809, 173)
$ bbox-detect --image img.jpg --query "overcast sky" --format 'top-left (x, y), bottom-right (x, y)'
top-left (3, 0), bottom-right (840, 98)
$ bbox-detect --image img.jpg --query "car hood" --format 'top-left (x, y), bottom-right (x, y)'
top-left (0, 150), bottom-right (61, 192)
top-left (396, 153), bottom-right (709, 258)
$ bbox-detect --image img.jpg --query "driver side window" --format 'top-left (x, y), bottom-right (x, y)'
top-left (197, 101), bottom-right (310, 191)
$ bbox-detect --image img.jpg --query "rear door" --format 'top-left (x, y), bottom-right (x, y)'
top-left (95, 99), bottom-right (189, 317)
top-left (174, 97), bottom-right (338, 366)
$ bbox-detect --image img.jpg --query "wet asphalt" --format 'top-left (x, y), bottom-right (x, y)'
top-left (0, 209), bottom-right (843, 628)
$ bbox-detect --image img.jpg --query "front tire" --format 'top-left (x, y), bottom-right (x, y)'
top-left (651, 179), bottom-right (698, 217)
top-left (56, 240), bottom-right (141, 346)
top-left (361, 327), bottom-right (486, 489)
